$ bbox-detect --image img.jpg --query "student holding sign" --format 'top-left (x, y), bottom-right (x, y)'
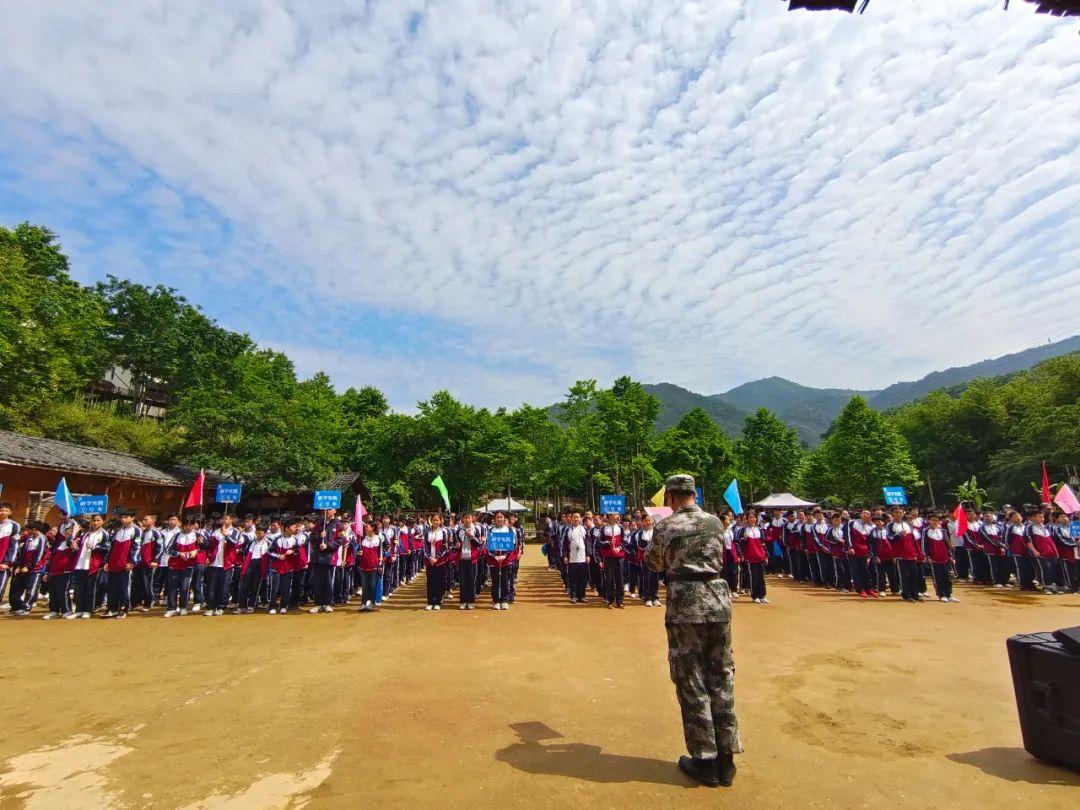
top-left (596, 512), bottom-right (626, 608)
top-left (485, 512), bottom-right (518, 610)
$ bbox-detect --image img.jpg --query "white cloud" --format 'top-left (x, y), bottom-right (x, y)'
top-left (1, 1), bottom-right (1078, 409)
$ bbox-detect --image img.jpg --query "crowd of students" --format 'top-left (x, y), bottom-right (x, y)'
top-left (2, 498), bottom-right (1076, 621)
top-left (0, 502), bottom-right (526, 619)
top-left (543, 503), bottom-right (1080, 606)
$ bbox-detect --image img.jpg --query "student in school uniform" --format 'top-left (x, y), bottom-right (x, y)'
top-left (380, 518), bottom-right (399, 602)
top-left (266, 517), bottom-right (301, 614)
top-left (43, 520), bottom-right (77, 619)
top-left (636, 514), bottom-right (661, 607)
top-left (870, 514), bottom-right (899, 596)
top-left (357, 521), bottom-right (382, 611)
top-left (1051, 512), bottom-right (1079, 593)
top-left (237, 524), bottom-right (271, 613)
top-left (163, 516), bottom-right (200, 617)
top-left (69, 514), bottom-right (106, 619)
top-left (422, 514), bottom-right (453, 610)
top-left (103, 510), bottom-right (142, 619)
top-left (563, 511), bottom-right (589, 604)
top-left (886, 507), bottom-right (924, 602)
top-left (811, 512), bottom-right (833, 589)
top-left (783, 511), bottom-right (805, 583)
top-left (924, 513), bottom-right (957, 602)
top-left (847, 509), bottom-right (876, 598)
top-left (979, 509), bottom-right (1009, 588)
top-left (484, 512), bottom-right (519, 610)
top-left (596, 512), bottom-right (626, 608)
top-left (1006, 510), bottom-right (1036, 591)
top-left (826, 513), bottom-right (851, 592)
top-left (1024, 510), bottom-right (1060, 595)
top-left (309, 509), bottom-right (344, 614)
top-left (0, 502), bottom-right (22, 611)
top-left (154, 514), bottom-right (181, 605)
top-left (132, 513), bottom-right (161, 612)
top-left (188, 516), bottom-right (209, 612)
top-left (718, 512), bottom-right (740, 595)
top-left (204, 515), bottom-right (241, 616)
top-left (9, 521), bottom-right (49, 615)
top-left (741, 509), bottom-right (770, 604)
top-left (455, 513), bottom-right (482, 610)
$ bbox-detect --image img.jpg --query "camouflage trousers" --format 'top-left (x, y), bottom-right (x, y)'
top-left (666, 621), bottom-right (743, 759)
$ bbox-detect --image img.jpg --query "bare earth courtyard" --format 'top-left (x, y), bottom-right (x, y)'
top-left (0, 554), bottom-right (1077, 809)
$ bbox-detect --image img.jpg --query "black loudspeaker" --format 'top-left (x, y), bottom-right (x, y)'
top-left (1006, 629), bottom-right (1080, 771)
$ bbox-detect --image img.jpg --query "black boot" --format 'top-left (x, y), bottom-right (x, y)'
top-left (677, 756), bottom-right (720, 787)
top-left (717, 752), bottom-right (737, 786)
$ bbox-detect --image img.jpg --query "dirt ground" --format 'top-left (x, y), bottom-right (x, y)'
top-left (1, 555), bottom-right (1078, 809)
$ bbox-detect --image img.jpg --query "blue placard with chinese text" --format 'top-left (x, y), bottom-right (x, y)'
top-left (487, 528), bottom-right (516, 552)
top-left (215, 483), bottom-right (242, 503)
top-left (72, 495), bottom-right (108, 514)
top-left (882, 487), bottom-right (908, 506)
top-left (599, 494), bottom-right (626, 515)
top-left (1071, 521), bottom-right (1080, 540)
top-left (314, 490), bottom-right (342, 510)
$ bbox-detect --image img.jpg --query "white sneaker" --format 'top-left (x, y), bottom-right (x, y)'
top-left (753, 598), bottom-right (762, 604)
top-left (269, 608), bottom-right (277, 615)
top-left (43, 612), bottom-right (58, 620)
top-left (460, 604), bottom-right (467, 610)
top-left (492, 603), bottom-right (500, 610)
top-left (994, 584), bottom-right (1004, 589)
top-left (164, 610), bottom-right (177, 618)
top-left (80, 612), bottom-right (91, 619)
top-left (64, 612), bottom-right (77, 619)
top-left (502, 602), bottom-right (510, 610)
top-left (309, 607), bottom-right (321, 614)
top-left (433, 604), bottom-right (440, 611)
top-left (949, 597), bottom-right (960, 603)
top-left (191, 604), bottom-right (201, 612)
top-left (467, 604), bottom-right (474, 610)
top-left (426, 605), bottom-right (434, 611)
top-left (939, 596), bottom-right (948, 602)
top-left (324, 606), bottom-right (334, 613)
top-left (115, 612), bottom-right (126, 619)
top-left (179, 608), bottom-right (188, 616)
top-left (760, 598), bottom-right (770, 604)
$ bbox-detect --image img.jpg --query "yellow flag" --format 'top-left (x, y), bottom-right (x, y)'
top-left (650, 486), bottom-right (665, 507)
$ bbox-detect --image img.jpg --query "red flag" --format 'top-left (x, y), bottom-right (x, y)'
top-left (1041, 461), bottom-right (1052, 506)
top-left (953, 503), bottom-right (968, 538)
top-left (184, 469), bottom-right (205, 510)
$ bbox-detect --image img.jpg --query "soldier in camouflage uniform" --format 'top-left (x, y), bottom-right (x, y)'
top-left (646, 474), bottom-right (741, 787)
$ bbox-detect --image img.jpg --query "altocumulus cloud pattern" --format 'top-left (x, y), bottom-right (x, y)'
top-left (0, 1), bottom-right (1078, 409)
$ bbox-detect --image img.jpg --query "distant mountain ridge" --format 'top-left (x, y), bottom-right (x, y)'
top-left (639, 336), bottom-right (1080, 446)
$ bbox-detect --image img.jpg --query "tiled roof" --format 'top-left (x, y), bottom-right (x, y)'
top-left (316, 471), bottom-right (363, 492)
top-left (0, 429), bottom-right (208, 486)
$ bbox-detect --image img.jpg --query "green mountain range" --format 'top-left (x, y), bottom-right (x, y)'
top-left (641, 335), bottom-right (1080, 446)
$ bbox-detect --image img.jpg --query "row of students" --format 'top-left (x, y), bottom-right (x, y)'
top-left (0, 501), bottom-right (533, 618)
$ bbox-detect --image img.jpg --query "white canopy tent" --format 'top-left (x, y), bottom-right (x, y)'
top-left (751, 493), bottom-right (818, 509)
top-left (480, 497), bottom-right (530, 513)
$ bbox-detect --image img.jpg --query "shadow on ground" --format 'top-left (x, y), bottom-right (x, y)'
top-left (494, 721), bottom-right (691, 788)
top-left (946, 747), bottom-right (1080, 786)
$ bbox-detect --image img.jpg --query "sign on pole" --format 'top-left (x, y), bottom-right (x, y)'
top-left (314, 490), bottom-right (342, 510)
top-left (882, 486), bottom-right (908, 506)
top-left (72, 495), bottom-right (108, 515)
top-left (487, 527), bottom-right (517, 553)
top-left (215, 483), bottom-right (243, 504)
top-left (599, 494), bottom-right (626, 515)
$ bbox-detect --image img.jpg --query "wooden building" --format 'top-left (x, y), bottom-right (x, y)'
top-left (0, 430), bottom-right (218, 523)
top-left (243, 471), bottom-right (370, 516)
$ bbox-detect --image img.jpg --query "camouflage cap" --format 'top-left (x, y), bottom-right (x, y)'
top-left (665, 473), bottom-right (696, 493)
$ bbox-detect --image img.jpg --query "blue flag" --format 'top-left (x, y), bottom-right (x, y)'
top-left (54, 476), bottom-right (76, 516)
top-left (723, 478), bottom-right (743, 515)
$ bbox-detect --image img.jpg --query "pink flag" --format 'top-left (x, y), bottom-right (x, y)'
top-left (645, 506), bottom-right (673, 521)
top-left (353, 493), bottom-right (367, 534)
top-left (1054, 483), bottom-right (1080, 515)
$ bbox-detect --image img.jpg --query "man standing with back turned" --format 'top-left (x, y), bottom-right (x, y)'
top-left (646, 474), bottom-right (741, 788)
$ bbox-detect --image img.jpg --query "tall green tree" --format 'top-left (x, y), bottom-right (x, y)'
top-left (803, 396), bottom-right (919, 505)
top-left (0, 224), bottom-right (109, 426)
top-left (654, 408), bottom-right (735, 510)
top-left (736, 408), bottom-right (803, 498)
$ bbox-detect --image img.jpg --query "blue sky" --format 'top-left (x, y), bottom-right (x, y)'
top-left (2, 1), bottom-right (1078, 411)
